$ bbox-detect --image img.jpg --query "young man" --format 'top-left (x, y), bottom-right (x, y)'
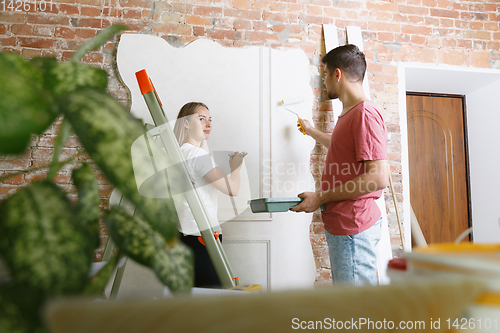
top-left (291, 44), bottom-right (389, 286)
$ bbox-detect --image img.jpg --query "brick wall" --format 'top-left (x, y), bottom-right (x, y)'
top-left (1, 0), bottom-right (499, 285)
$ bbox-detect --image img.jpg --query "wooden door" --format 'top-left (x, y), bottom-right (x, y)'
top-left (406, 94), bottom-right (470, 244)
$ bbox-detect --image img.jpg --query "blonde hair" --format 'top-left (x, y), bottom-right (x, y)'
top-left (173, 102), bottom-right (209, 146)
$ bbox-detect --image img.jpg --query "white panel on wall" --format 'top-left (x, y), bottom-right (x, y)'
top-left (222, 240), bottom-right (270, 291)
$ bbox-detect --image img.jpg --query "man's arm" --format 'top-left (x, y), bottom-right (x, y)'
top-left (290, 159), bottom-right (389, 213)
top-left (299, 118), bottom-right (331, 147)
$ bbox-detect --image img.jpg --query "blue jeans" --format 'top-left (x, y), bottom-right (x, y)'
top-left (324, 218), bottom-right (382, 286)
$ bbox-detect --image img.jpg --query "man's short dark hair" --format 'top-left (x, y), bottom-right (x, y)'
top-left (321, 44), bottom-right (366, 82)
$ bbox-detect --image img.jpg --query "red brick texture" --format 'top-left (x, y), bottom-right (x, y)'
top-left (1, 0), bottom-right (499, 285)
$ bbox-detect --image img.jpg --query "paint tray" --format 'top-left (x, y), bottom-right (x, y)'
top-left (249, 197), bottom-right (304, 213)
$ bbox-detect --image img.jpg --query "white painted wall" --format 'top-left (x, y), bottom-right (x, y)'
top-left (465, 80), bottom-right (500, 243)
top-left (400, 64), bottom-right (500, 245)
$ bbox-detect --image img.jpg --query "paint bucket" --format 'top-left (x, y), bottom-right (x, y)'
top-left (405, 243), bottom-right (500, 333)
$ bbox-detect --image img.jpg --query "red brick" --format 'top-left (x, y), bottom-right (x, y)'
top-left (301, 15), bottom-right (331, 26)
top-left (0, 36), bottom-right (17, 47)
top-left (401, 24), bottom-right (432, 36)
top-left (53, 173), bottom-right (72, 185)
top-left (25, 170), bottom-right (48, 184)
top-left (186, 15), bottom-right (211, 26)
top-left (367, 2), bottom-right (398, 12)
top-left (171, 3), bottom-right (193, 14)
top-left (55, 26), bottom-right (76, 39)
top-left (430, 8), bottom-right (459, 19)
top-left (232, 0), bottom-right (252, 10)
top-left (484, 3), bottom-right (498, 12)
top-left (33, 25), bottom-right (54, 37)
top-left (26, 13), bottom-right (68, 25)
top-left (206, 28), bottom-right (225, 40)
top-left (455, 20), bottom-right (469, 29)
top-left (442, 38), bottom-right (457, 47)
top-left (0, 172), bottom-right (24, 185)
top-left (263, 12), bottom-right (285, 23)
top-left (82, 51), bottom-right (104, 64)
top-left (81, 6), bottom-right (103, 17)
top-left (119, 0), bottom-right (151, 8)
top-left (470, 22), bottom-right (484, 31)
top-left (251, 0), bottom-right (270, 11)
top-left (377, 31), bottom-right (394, 42)
top-left (233, 19), bottom-right (251, 30)
top-left (289, 24), bottom-right (304, 34)
top-left (78, 18), bottom-right (103, 29)
top-left (323, 6), bottom-right (341, 18)
top-left (103, 6), bottom-right (121, 17)
top-left (485, 22), bottom-right (499, 32)
top-left (152, 23), bottom-right (191, 35)
top-left (24, 48), bottom-right (47, 59)
top-left (11, 24), bottom-right (33, 35)
top-left (0, 186), bottom-right (20, 198)
top-left (75, 28), bottom-right (97, 39)
top-left (269, 2), bottom-right (286, 12)
top-left (470, 51), bottom-right (490, 68)
top-left (193, 26), bottom-right (205, 36)
top-left (458, 39), bottom-right (473, 49)
top-left (463, 30), bottom-right (492, 40)
top-left (123, 8), bottom-right (142, 19)
top-left (423, 0), bottom-right (437, 6)
top-left (438, 49), bottom-right (467, 66)
top-left (246, 31), bottom-right (279, 43)
top-left (253, 21), bottom-right (270, 32)
top-left (193, 6), bottom-right (223, 17)
top-left (368, 21), bottom-right (400, 33)
top-left (306, 5), bottom-right (323, 16)
top-left (0, 12), bottom-right (26, 23)
top-left (32, 147), bottom-right (53, 161)
top-left (18, 37), bottom-right (56, 49)
top-left (224, 8), bottom-right (261, 20)
top-left (36, 135), bottom-right (57, 148)
top-left (410, 35), bottom-right (426, 45)
top-left (408, 15), bottom-right (424, 25)
top-left (59, 4), bottom-right (79, 15)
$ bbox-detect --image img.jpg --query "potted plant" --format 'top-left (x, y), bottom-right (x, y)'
top-left (0, 25), bottom-right (193, 332)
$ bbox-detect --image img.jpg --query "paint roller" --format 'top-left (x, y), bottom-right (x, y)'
top-left (280, 97), bottom-right (306, 135)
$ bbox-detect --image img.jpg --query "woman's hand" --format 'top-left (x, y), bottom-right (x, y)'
top-left (229, 151), bottom-right (245, 172)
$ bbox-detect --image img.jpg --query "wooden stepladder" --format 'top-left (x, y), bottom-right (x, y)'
top-left (102, 69), bottom-right (241, 299)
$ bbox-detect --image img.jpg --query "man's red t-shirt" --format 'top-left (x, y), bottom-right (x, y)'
top-left (321, 100), bottom-right (388, 236)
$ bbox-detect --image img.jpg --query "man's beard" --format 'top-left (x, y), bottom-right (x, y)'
top-left (327, 91), bottom-right (339, 100)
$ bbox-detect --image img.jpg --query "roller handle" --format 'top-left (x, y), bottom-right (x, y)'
top-left (297, 118), bottom-right (306, 135)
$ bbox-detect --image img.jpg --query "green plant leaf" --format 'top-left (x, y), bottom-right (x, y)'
top-left (47, 117), bottom-right (71, 180)
top-left (82, 256), bottom-right (117, 296)
top-left (0, 53), bottom-right (58, 154)
top-left (0, 181), bottom-right (91, 298)
top-left (70, 24), bottom-right (129, 62)
top-left (0, 284), bottom-right (45, 333)
top-left (59, 88), bottom-right (179, 243)
top-left (72, 163), bottom-right (101, 254)
top-left (105, 206), bottom-right (194, 293)
top-left (31, 57), bottom-right (108, 97)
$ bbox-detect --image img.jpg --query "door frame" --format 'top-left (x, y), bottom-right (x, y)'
top-left (398, 63), bottom-right (500, 249)
top-left (405, 92), bottom-right (473, 242)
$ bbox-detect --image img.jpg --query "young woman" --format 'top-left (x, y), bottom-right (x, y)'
top-left (173, 102), bottom-right (244, 287)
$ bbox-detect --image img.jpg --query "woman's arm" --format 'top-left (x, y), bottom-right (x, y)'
top-left (202, 153), bottom-right (244, 196)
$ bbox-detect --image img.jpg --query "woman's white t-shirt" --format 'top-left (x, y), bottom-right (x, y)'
top-left (176, 143), bottom-right (220, 236)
